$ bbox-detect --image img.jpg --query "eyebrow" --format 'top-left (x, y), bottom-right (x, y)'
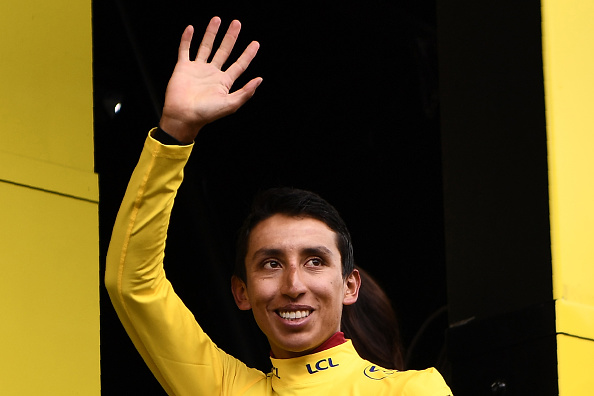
top-left (250, 246), bottom-right (335, 261)
top-left (302, 246), bottom-right (334, 257)
top-left (251, 248), bottom-right (283, 261)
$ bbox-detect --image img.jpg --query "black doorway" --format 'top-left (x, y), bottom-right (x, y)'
top-left (94, 1), bottom-right (446, 394)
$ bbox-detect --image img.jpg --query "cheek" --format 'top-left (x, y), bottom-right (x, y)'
top-left (247, 278), bottom-right (277, 305)
top-left (312, 276), bottom-right (345, 302)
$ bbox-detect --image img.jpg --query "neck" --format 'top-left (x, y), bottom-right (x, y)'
top-left (270, 332), bottom-right (347, 358)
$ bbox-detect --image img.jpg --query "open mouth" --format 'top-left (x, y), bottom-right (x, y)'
top-left (277, 310), bottom-right (312, 321)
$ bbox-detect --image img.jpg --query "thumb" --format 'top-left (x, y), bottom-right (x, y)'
top-left (227, 77), bottom-right (263, 111)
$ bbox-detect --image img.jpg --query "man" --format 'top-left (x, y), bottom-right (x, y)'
top-left (105, 16), bottom-right (452, 395)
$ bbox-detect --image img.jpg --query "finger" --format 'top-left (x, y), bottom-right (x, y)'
top-left (178, 25), bottom-right (194, 62)
top-left (225, 41), bottom-right (260, 82)
top-left (195, 16), bottom-right (222, 62)
top-left (227, 77), bottom-right (263, 112)
top-left (211, 20), bottom-right (241, 68)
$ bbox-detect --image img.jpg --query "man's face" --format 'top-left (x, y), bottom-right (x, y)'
top-left (232, 214), bottom-right (360, 359)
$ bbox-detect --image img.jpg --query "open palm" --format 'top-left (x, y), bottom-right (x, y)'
top-left (160, 17), bottom-right (262, 143)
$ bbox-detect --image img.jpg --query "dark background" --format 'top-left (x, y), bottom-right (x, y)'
top-left (95, 1), bottom-right (446, 394)
top-left (95, 1), bottom-right (557, 395)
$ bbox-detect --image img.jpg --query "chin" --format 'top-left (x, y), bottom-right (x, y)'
top-left (271, 333), bottom-right (323, 358)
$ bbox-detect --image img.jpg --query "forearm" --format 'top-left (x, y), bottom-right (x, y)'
top-left (105, 129), bottom-right (192, 305)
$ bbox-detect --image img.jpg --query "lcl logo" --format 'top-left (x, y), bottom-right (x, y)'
top-left (306, 358), bottom-right (339, 374)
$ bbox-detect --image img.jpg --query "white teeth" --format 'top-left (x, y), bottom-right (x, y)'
top-left (279, 310), bottom-right (310, 320)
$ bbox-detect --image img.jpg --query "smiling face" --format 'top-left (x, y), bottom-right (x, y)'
top-left (231, 214), bottom-right (360, 359)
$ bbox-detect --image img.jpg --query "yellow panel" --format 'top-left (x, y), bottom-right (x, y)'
top-left (0, 0), bottom-right (97, 394)
top-left (542, 1), bottom-right (594, 393)
top-left (557, 334), bottom-right (594, 396)
top-left (0, 0), bottom-right (93, 173)
top-left (0, 182), bottom-right (99, 395)
top-left (556, 299), bottom-right (594, 341)
top-left (542, 0), bottom-right (594, 311)
top-left (0, 151), bottom-right (98, 203)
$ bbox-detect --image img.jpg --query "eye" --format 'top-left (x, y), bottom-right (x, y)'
top-left (263, 260), bottom-right (282, 270)
top-left (305, 258), bottom-right (323, 267)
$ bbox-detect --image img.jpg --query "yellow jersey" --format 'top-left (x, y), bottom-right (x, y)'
top-left (105, 131), bottom-right (453, 396)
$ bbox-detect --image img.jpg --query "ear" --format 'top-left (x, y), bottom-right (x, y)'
top-left (231, 275), bottom-right (252, 311)
top-left (342, 269), bottom-right (361, 306)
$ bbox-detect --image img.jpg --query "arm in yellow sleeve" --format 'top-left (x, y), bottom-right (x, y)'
top-left (105, 130), bottom-right (265, 395)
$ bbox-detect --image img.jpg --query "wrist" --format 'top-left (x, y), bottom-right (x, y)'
top-left (152, 127), bottom-right (191, 146)
top-left (158, 116), bottom-right (203, 144)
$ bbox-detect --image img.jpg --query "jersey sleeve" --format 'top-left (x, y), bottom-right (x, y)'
top-left (104, 130), bottom-right (264, 395)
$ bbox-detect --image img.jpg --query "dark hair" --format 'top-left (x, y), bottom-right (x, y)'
top-left (234, 187), bottom-right (354, 281)
top-left (341, 266), bottom-right (405, 370)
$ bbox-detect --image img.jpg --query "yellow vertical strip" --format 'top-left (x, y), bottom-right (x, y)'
top-left (542, 0), bottom-right (594, 394)
top-left (0, 1), bottom-right (98, 395)
top-left (0, 184), bottom-right (99, 394)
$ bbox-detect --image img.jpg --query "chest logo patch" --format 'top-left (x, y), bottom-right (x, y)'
top-left (306, 358), bottom-right (339, 374)
top-left (364, 365), bottom-right (395, 380)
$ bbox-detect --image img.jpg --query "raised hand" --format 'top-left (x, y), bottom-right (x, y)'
top-left (159, 17), bottom-right (262, 143)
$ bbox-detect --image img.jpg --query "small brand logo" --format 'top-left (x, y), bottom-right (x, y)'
top-left (364, 365), bottom-right (395, 380)
top-left (306, 358), bottom-right (339, 374)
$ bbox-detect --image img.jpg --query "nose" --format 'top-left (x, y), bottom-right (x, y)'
top-left (281, 264), bottom-right (307, 299)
